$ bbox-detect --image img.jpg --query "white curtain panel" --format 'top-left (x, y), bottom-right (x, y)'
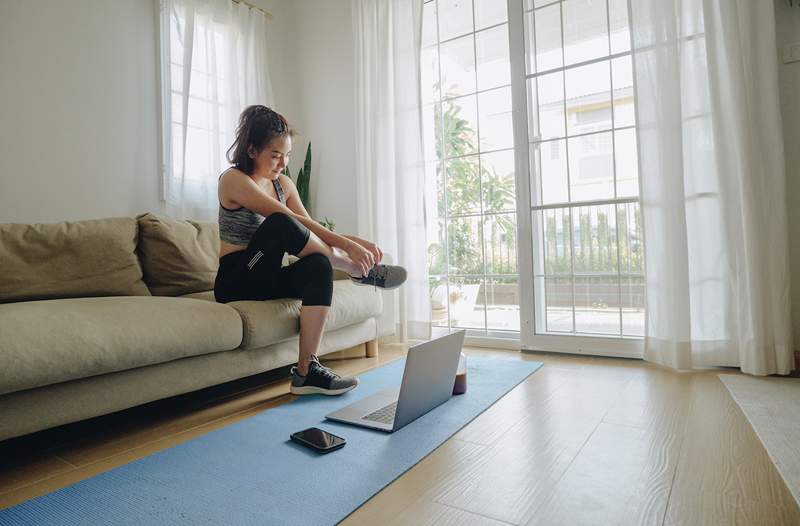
top-left (352, 0), bottom-right (430, 341)
top-left (631, 0), bottom-right (793, 375)
top-left (160, 0), bottom-right (273, 220)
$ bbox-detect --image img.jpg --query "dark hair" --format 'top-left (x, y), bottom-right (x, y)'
top-left (226, 105), bottom-right (294, 174)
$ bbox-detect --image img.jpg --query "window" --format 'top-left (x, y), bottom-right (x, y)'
top-left (158, 1), bottom-right (270, 216)
top-left (526, 0), bottom-right (644, 338)
top-left (423, 0), bottom-right (645, 347)
top-left (161, 5), bottom-right (231, 194)
top-left (423, 0), bottom-right (519, 335)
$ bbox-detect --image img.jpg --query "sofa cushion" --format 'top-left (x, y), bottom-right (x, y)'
top-left (0, 217), bottom-right (150, 304)
top-left (0, 296), bottom-right (243, 396)
top-left (136, 213), bottom-right (220, 296)
top-left (181, 280), bottom-right (382, 350)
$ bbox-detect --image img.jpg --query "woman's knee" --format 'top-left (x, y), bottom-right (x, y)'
top-left (302, 253), bottom-right (333, 281)
top-left (262, 211), bottom-right (291, 227)
top-left (299, 253), bottom-right (333, 306)
top-left (255, 212), bottom-right (310, 255)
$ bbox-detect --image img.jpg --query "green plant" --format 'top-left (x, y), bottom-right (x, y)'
top-left (428, 93), bottom-right (517, 277)
top-left (282, 142), bottom-right (334, 229)
top-left (283, 142), bottom-right (312, 209)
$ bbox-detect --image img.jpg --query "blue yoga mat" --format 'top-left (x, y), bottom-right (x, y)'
top-left (0, 356), bottom-right (542, 525)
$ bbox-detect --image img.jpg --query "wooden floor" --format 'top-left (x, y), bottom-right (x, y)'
top-left (1, 343), bottom-right (799, 525)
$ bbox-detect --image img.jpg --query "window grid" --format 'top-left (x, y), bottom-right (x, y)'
top-left (430, 0), bottom-right (516, 334)
top-left (526, 0), bottom-right (644, 338)
top-left (425, 0), bottom-right (643, 338)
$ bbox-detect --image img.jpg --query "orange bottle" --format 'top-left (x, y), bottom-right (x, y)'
top-left (453, 352), bottom-right (467, 395)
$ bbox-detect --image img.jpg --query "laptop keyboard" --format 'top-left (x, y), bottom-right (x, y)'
top-left (363, 401), bottom-right (398, 424)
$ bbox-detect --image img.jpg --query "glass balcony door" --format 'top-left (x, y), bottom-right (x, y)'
top-left (512, 0), bottom-right (644, 357)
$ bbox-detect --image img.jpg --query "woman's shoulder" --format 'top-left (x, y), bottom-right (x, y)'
top-left (218, 168), bottom-right (253, 210)
top-left (277, 173), bottom-right (295, 189)
top-left (220, 166), bottom-right (248, 181)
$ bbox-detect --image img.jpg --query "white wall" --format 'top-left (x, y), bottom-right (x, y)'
top-left (289, 0), bottom-right (358, 236)
top-left (0, 0), bottom-right (303, 225)
top-left (775, 0), bottom-right (800, 348)
top-left (0, 0), bottom-right (161, 223)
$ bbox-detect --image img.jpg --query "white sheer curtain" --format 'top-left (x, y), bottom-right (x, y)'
top-left (352, 0), bottom-right (430, 341)
top-left (159, 0), bottom-right (273, 220)
top-left (631, 0), bottom-right (793, 375)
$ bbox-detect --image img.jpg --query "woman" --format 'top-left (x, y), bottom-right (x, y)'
top-left (214, 105), bottom-right (406, 396)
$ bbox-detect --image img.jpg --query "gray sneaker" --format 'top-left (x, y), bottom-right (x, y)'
top-left (290, 357), bottom-right (358, 396)
top-left (351, 264), bottom-right (408, 290)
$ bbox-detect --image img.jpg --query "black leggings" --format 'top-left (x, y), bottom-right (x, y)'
top-left (214, 213), bottom-right (333, 306)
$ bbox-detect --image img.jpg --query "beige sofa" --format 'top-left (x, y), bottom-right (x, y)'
top-left (0, 213), bottom-right (383, 442)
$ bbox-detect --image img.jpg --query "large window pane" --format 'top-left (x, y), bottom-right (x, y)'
top-left (572, 204), bottom-right (618, 275)
top-left (565, 61), bottom-right (611, 137)
top-left (478, 87), bottom-right (513, 151)
top-left (450, 277), bottom-right (484, 328)
top-left (477, 25), bottom-right (510, 91)
top-left (443, 95), bottom-right (478, 157)
top-left (568, 131), bottom-right (614, 201)
top-left (616, 202), bottom-right (644, 274)
top-left (440, 34), bottom-right (476, 98)
top-left (612, 55), bottom-right (635, 127)
top-left (609, 0), bottom-right (631, 54)
top-left (563, 0), bottom-right (609, 66)
top-left (537, 71), bottom-right (566, 140)
top-left (484, 213), bottom-right (517, 275)
top-left (475, 0), bottom-right (507, 31)
top-left (535, 3), bottom-right (562, 71)
top-left (486, 277), bottom-right (520, 331)
top-left (533, 139), bottom-right (569, 205)
top-left (448, 216), bottom-right (483, 274)
top-left (481, 149), bottom-right (516, 214)
top-left (622, 276), bottom-right (644, 336)
top-left (423, 1), bottom-right (438, 47)
top-left (438, 0), bottom-right (473, 41)
top-left (446, 154), bottom-right (480, 215)
top-left (574, 276), bottom-right (620, 335)
top-left (544, 276), bottom-right (574, 332)
top-left (542, 207), bottom-right (572, 275)
top-left (615, 128), bottom-right (639, 198)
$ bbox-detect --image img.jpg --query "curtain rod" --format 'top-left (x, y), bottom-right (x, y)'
top-left (231, 0), bottom-right (273, 20)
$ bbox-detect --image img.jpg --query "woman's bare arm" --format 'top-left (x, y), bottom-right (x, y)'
top-left (220, 170), bottom-right (375, 275)
top-left (222, 171), bottom-right (353, 251)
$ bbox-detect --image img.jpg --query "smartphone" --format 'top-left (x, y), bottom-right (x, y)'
top-left (290, 427), bottom-right (346, 453)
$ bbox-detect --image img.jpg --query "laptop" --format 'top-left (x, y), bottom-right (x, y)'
top-left (325, 330), bottom-right (466, 433)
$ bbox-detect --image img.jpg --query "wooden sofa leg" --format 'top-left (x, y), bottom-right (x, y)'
top-left (365, 338), bottom-right (379, 358)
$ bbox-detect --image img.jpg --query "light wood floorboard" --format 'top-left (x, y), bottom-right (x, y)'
top-left (1, 344), bottom-right (799, 526)
top-left (663, 372), bottom-right (800, 525)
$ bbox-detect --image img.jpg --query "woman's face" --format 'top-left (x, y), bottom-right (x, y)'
top-left (251, 134), bottom-right (292, 178)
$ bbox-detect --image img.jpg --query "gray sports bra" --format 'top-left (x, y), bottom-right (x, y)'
top-left (218, 175), bottom-right (286, 246)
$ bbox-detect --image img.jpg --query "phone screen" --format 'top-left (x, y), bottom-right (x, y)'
top-left (292, 427), bottom-right (345, 450)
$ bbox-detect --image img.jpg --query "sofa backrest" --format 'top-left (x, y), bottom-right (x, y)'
top-left (136, 213), bottom-right (220, 296)
top-left (0, 217), bottom-right (151, 303)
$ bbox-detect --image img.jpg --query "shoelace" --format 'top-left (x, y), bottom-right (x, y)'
top-left (310, 361), bottom-right (339, 383)
top-left (368, 265), bottom-right (389, 291)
